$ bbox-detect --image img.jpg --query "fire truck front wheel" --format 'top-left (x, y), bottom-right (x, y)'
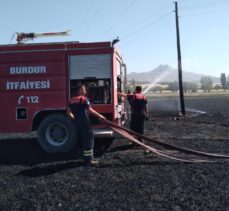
top-left (38, 114), bottom-right (77, 153)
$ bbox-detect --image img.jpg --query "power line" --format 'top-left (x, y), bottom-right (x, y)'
top-left (120, 19), bottom-right (173, 46)
top-left (181, 8), bottom-right (229, 17)
top-left (180, 0), bottom-right (229, 11)
top-left (78, 1), bottom-right (96, 39)
top-left (102, 0), bottom-right (136, 38)
top-left (82, 0), bottom-right (104, 39)
top-left (121, 12), bottom-right (173, 41)
top-left (117, 3), bottom-right (171, 37)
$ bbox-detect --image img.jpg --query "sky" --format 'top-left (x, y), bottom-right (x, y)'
top-left (0, 0), bottom-right (229, 77)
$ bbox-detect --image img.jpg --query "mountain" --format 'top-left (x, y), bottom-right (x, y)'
top-left (127, 64), bottom-right (219, 83)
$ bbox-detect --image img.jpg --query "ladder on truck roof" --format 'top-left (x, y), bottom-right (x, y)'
top-left (16, 30), bottom-right (70, 44)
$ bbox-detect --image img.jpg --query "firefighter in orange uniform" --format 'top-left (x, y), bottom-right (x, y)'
top-left (118, 86), bottom-right (148, 136)
top-left (67, 85), bottom-right (106, 167)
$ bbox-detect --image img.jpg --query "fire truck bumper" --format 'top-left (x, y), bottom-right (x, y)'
top-left (93, 128), bottom-right (114, 137)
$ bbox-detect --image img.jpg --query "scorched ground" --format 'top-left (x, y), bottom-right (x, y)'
top-left (0, 113), bottom-right (229, 210)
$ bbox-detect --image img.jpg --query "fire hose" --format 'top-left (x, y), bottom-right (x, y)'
top-left (102, 119), bottom-right (229, 163)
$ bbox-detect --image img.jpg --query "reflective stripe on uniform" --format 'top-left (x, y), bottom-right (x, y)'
top-left (83, 149), bottom-right (93, 156)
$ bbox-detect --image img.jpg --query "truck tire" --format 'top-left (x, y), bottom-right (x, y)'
top-left (38, 114), bottom-right (77, 153)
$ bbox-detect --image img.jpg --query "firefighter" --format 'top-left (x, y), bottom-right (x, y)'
top-left (118, 86), bottom-right (148, 137)
top-left (67, 85), bottom-right (106, 167)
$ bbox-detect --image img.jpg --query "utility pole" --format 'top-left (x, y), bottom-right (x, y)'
top-left (174, 1), bottom-right (185, 116)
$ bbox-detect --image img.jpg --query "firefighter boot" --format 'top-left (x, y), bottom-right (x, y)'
top-left (84, 159), bottom-right (99, 168)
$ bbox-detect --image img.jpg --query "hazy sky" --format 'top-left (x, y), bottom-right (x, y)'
top-left (0, 0), bottom-right (228, 77)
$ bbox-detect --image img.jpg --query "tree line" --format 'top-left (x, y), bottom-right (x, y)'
top-left (128, 73), bottom-right (229, 93)
top-left (198, 73), bottom-right (229, 92)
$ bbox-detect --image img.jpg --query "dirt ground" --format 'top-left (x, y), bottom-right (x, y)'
top-left (0, 112), bottom-right (229, 211)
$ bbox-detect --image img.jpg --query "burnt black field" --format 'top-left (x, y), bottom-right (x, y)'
top-left (0, 96), bottom-right (229, 210)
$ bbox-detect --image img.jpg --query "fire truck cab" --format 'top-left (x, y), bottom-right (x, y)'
top-left (0, 41), bottom-right (127, 153)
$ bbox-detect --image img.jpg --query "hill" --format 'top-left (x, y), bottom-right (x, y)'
top-left (127, 65), bottom-right (219, 83)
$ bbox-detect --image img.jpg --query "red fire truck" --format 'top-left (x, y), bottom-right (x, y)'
top-left (0, 32), bottom-right (127, 153)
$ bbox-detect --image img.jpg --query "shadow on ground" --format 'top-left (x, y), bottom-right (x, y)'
top-left (0, 137), bottom-right (112, 166)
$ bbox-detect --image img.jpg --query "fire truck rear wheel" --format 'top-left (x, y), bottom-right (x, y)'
top-left (38, 114), bottom-right (77, 153)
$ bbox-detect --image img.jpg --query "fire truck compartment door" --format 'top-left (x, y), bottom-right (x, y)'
top-left (69, 54), bottom-right (111, 79)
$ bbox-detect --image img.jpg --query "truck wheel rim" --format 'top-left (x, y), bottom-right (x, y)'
top-left (45, 123), bottom-right (69, 146)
